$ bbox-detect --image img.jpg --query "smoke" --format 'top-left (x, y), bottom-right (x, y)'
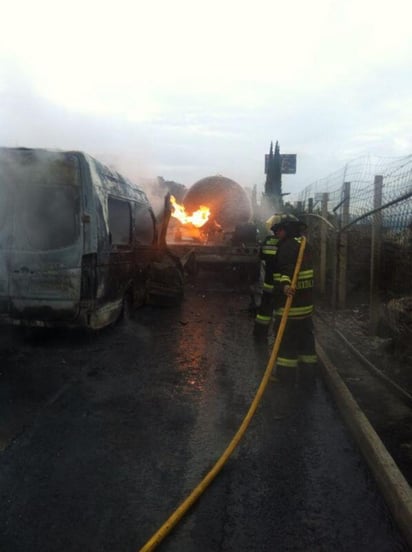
top-left (0, 63), bottom-right (156, 185)
top-left (0, 65), bottom-right (195, 219)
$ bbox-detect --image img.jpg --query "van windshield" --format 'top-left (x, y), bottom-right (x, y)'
top-left (0, 150), bottom-right (80, 250)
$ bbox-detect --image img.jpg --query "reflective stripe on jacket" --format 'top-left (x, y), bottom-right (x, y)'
top-left (260, 236), bottom-right (279, 262)
top-left (273, 236), bottom-right (314, 319)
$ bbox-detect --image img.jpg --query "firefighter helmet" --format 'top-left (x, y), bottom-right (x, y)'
top-left (265, 214), bottom-right (284, 232)
top-left (270, 214), bottom-right (304, 235)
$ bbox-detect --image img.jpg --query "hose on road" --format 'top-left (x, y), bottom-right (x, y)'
top-left (139, 237), bottom-right (307, 552)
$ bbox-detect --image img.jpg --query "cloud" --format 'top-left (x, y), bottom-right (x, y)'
top-left (1, 0), bottom-right (411, 197)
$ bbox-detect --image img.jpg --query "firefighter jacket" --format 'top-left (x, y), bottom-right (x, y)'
top-left (260, 235), bottom-right (279, 294)
top-left (273, 236), bottom-right (314, 319)
top-left (254, 235), bottom-right (279, 329)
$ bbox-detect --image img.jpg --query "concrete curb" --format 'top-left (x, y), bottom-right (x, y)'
top-left (316, 342), bottom-right (412, 549)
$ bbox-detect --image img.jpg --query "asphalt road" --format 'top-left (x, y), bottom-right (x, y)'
top-left (0, 279), bottom-right (409, 551)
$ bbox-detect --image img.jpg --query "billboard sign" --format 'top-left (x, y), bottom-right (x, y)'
top-left (280, 154), bottom-right (297, 174)
top-left (265, 153), bottom-right (297, 174)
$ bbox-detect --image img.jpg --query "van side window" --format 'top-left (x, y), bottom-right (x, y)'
top-left (108, 197), bottom-right (131, 245)
top-left (134, 205), bottom-right (155, 245)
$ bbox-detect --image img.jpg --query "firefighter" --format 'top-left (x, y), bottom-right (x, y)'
top-left (252, 214), bottom-right (282, 338)
top-left (271, 214), bottom-right (317, 385)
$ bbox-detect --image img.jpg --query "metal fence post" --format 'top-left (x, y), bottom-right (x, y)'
top-left (338, 182), bottom-right (350, 309)
top-left (369, 175), bottom-right (383, 334)
top-left (320, 193), bottom-right (329, 295)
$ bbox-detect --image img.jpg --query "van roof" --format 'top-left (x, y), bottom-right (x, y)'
top-left (0, 147), bottom-right (150, 204)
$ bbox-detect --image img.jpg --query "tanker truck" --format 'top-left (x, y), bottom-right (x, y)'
top-left (167, 175), bottom-right (261, 284)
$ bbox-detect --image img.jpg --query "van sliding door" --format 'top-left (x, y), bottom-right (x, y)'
top-left (107, 197), bottom-right (133, 304)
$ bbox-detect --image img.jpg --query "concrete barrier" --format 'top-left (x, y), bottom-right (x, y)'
top-left (316, 342), bottom-right (412, 549)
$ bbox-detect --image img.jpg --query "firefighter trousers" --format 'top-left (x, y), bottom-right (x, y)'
top-left (274, 316), bottom-right (317, 373)
top-left (254, 289), bottom-right (275, 336)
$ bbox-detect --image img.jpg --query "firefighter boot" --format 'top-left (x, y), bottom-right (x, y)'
top-left (298, 363), bottom-right (318, 392)
top-left (276, 364), bottom-right (298, 388)
top-left (273, 367), bottom-right (297, 418)
top-left (253, 323), bottom-right (268, 341)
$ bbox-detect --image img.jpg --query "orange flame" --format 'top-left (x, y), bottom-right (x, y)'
top-left (170, 195), bottom-right (210, 228)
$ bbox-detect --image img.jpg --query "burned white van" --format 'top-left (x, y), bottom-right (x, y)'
top-left (0, 147), bottom-right (180, 329)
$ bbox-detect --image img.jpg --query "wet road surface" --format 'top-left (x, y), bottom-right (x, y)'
top-left (0, 282), bottom-right (408, 551)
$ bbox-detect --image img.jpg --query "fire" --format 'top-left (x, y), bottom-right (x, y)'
top-left (170, 195), bottom-right (210, 228)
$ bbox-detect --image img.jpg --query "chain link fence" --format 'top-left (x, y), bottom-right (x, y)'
top-left (291, 154), bottom-right (412, 351)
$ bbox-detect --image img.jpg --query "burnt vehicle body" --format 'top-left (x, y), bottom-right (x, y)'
top-left (0, 147), bottom-right (169, 329)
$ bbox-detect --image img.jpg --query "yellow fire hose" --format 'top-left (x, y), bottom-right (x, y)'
top-left (139, 236), bottom-right (307, 552)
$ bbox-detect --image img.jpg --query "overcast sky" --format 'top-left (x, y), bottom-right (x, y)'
top-left (1, 0), bottom-right (411, 197)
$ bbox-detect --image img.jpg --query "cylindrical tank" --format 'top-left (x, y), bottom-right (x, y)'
top-left (183, 175), bottom-right (252, 232)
